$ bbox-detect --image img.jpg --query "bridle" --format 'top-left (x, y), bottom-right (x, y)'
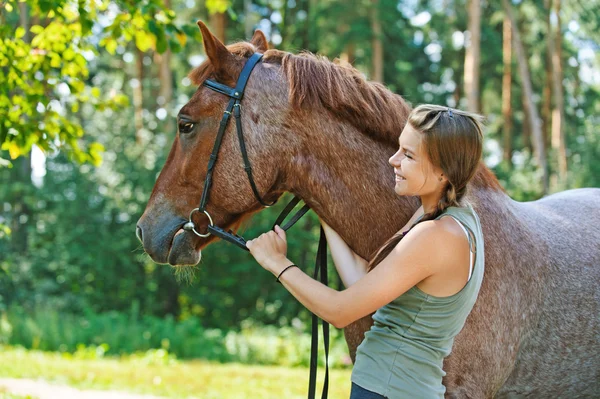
top-left (181, 52), bottom-right (330, 399)
top-left (182, 52), bottom-right (280, 245)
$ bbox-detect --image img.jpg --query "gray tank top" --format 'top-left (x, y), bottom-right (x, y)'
top-left (351, 204), bottom-right (485, 398)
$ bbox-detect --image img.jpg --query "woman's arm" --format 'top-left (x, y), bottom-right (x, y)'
top-left (319, 217), bottom-right (368, 288)
top-left (262, 219), bottom-right (450, 329)
top-left (319, 205), bottom-right (423, 287)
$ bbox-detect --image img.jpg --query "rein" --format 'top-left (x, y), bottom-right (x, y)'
top-left (182, 52), bottom-right (330, 399)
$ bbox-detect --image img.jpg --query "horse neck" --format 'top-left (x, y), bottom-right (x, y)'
top-left (280, 109), bottom-right (419, 259)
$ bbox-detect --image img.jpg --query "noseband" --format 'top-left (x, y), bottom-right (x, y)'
top-left (180, 52), bottom-right (329, 399)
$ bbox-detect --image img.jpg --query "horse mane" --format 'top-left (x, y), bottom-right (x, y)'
top-left (264, 50), bottom-right (412, 145)
top-left (189, 42), bottom-right (411, 145)
top-left (189, 42), bottom-right (503, 192)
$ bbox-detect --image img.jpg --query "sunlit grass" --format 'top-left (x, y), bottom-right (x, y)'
top-left (0, 346), bottom-right (351, 399)
top-left (0, 387), bottom-right (36, 399)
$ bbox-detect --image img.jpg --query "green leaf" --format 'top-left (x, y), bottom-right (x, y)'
top-left (135, 31), bottom-right (154, 52)
top-left (15, 27), bottom-right (25, 39)
top-left (206, 0), bottom-right (230, 15)
top-left (30, 25), bottom-right (44, 35)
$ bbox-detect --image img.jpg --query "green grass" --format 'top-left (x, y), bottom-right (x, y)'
top-left (0, 346), bottom-right (351, 399)
top-left (0, 388), bottom-right (37, 399)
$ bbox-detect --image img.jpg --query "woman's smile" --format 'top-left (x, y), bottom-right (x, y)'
top-left (395, 170), bottom-right (406, 182)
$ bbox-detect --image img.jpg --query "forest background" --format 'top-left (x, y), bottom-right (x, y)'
top-left (0, 0), bottom-right (599, 372)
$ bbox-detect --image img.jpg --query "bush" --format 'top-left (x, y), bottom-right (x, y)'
top-left (3, 306), bottom-right (352, 368)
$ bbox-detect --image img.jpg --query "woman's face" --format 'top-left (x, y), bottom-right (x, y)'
top-left (389, 124), bottom-right (444, 198)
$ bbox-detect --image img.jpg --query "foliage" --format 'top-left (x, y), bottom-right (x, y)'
top-left (2, 306), bottom-right (351, 368)
top-left (0, 0), bottom-right (188, 165)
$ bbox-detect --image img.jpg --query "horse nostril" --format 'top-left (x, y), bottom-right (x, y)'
top-left (136, 225), bottom-right (143, 244)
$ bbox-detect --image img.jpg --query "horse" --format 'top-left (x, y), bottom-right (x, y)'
top-left (136, 22), bottom-right (600, 398)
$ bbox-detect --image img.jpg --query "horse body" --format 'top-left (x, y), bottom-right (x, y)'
top-left (137, 25), bottom-right (600, 397)
top-left (493, 189), bottom-right (600, 398)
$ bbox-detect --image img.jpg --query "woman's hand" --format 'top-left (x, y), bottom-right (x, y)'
top-left (246, 225), bottom-right (288, 273)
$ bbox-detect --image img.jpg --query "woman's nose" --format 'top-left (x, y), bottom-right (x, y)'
top-left (389, 151), bottom-right (402, 166)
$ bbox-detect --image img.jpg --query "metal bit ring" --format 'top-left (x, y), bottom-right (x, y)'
top-left (183, 208), bottom-right (214, 238)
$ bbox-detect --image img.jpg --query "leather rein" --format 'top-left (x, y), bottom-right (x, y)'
top-left (181, 52), bottom-right (330, 399)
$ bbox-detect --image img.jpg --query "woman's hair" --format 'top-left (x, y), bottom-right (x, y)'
top-left (367, 104), bottom-right (484, 272)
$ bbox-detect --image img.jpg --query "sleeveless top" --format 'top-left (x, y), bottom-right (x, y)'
top-left (351, 204), bottom-right (485, 398)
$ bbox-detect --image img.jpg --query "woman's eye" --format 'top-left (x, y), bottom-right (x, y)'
top-left (179, 122), bottom-right (195, 134)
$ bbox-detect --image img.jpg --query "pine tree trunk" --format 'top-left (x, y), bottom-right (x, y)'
top-left (464, 0), bottom-right (481, 113)
top-left (502, 13), bottom-right (513, 166)
top-left (12, 2), bottom-right (32, 253)
top-left (134, 48), bottom-right (144, 144)
top-left (210, 12), bottom-right (226, 42)
top-left (542, 0), bottom-right (552, 152)
top-left (245, 0), bottom-right (253, 39)
top-left (370, 0), bottom-right (384, 82)
top-left (301, 0), bottom-right (309, 50)
top-left (551, 0), bottom-right (567, 185)
top-left (503, 0), bottom-right (549, 194)
top-left (157, 0), bottom-right (173, 128)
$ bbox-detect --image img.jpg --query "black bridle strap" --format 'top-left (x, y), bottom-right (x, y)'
top-left (272, 196), bottom-right (312, 232)
top-left (202, 52), bottom-right (263, 100)
top-left (198, 98), bottom-right (235, 211)
top-left (198, 53), bottom-right (265, 212)
top-left (203, 80), bottom-right (242, 99)
top-left (233, 103), bottom-right (276, 208)
top-left (309, 227), bottom-right (329, 399)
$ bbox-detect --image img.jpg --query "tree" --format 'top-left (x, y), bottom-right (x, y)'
top-left (550, 0), bottom-right (567, 186)
top-left (0, 0), bottom-right (184, 166)
top-left (502, 12), bottom-right (513, 166)
top-left (370, 0), bottom-right (384, 82)
top-left (464, 0), bottom-right (481, 112)
top-left (503, 0), bottom-right (549, 194)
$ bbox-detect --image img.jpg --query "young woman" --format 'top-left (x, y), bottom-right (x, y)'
top-left (246, 104), bottom-right (485, 398)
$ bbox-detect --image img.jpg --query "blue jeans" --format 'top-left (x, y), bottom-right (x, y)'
top-left (350, 382), bottom-right (387, 399)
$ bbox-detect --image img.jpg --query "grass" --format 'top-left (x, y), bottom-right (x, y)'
top-left (0, 346), bottom-right (351, 399)
top-left (0, 388), bottom-right (37, 399)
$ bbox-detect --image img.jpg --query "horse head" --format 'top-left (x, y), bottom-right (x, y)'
top-left (136, 22), bottom-right (293, 266)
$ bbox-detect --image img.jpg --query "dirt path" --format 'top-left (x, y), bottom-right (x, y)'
top-left (0, 378), bottom-right (168, 399)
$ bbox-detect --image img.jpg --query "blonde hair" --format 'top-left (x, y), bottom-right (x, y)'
top-left (367, 104), bottom-right (484, 271)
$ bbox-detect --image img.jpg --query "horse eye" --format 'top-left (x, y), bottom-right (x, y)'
top-left (179, 122), bottom-right (195, 134)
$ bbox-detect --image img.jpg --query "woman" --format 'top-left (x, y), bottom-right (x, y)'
top-left (246, 104), bottom-right (485, 398)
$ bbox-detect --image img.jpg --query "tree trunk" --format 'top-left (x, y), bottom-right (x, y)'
top-left (301, 0), bottom-right (309, 50)
top-left (133, 48), bottom-right (144, 144)
top-left (502, 13), bottom-right (513, 166)
top-left (210, 12), bottom-right (226, 42)
top-left (245, 0), bottom-right (253, 39)
top-left (542, 0), bottom-right (552, 152)
top-left (464, 0), bottom-right (481, 113)
top-left (550, 0), bottom-right (567, 185)
top-left (157, 1), bottom-right (174, 129)
top-left (12, 2), bottom-right (32, 253)
top-left (340, 42), bottom-right (356, 65)
top-left (503, 0), bottom-right (548, 194)
top-left (370, 0), bottom-right (383, 82)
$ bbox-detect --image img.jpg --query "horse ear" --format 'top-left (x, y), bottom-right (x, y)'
top-left (197, 20), bottom-right (234, 80)
top-left (250, 29), bottom-right (269, 52)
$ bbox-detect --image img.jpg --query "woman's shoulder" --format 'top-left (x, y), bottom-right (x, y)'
top-left (403, 216), bottom-right (468, 252)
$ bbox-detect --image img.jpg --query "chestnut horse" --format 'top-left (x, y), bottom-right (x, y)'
top-left (137, 23), bottom-right (600, 397)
